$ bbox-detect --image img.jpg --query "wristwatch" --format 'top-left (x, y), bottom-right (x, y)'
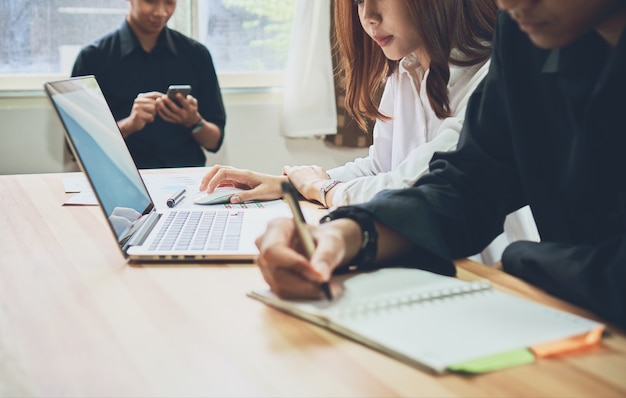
top-left (319, 179), bottom-right (340, 208)
top-left (191, 118), bottom-right (204, 134)
top-left (320, 206), bottom-right (378, 270)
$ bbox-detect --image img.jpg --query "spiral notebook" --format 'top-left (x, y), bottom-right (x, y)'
top-left (248, 268), bottom-right (604, 374)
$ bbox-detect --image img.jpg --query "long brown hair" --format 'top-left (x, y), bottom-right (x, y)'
top-left (333, 0), bottom-right (497, 131)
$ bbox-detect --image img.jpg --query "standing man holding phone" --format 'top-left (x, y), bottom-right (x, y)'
top-left (72, 0), bottom-right (226, 169)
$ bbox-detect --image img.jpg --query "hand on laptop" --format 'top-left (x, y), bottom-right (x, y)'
top-left (200, 165), bottom-right (288, 204)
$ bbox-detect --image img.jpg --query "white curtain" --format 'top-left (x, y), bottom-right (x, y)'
top-left (281, 0), bottom-right (337, 138)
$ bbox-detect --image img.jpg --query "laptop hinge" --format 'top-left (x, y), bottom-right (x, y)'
top-left (123, 211), bottom-right (161, 252)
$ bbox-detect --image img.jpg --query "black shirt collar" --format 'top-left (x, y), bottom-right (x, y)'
top-left (594, 24), bottom-right (626, 95)
top-left (541, 25), bottom-right (626, 99)
top-left (541, 32), bottom-right (609, 98)
top-left (119, 20), bottom-right (178, 58)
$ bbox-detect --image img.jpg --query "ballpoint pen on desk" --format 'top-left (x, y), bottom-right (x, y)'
top-left (166, 188), bottom-right (186, 208)
top-left (281, 182), bottom-right (333, 300)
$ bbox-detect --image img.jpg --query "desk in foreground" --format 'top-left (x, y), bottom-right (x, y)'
top-left (1, 171), bottom-right (626, 397)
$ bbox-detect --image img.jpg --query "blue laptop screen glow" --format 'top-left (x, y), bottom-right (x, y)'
top-left (46, 77), bottom-right (152, 240)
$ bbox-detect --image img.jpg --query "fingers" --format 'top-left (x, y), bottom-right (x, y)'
top-left (122, 91), bottom-right (196, 133)
top-left (254, 218), bottom-right (347, 300)
top-left (183, 94), bottom-right (197, 109)
top-left (156, 96), bottom-right (181, 122)
top-left (255, 218), bottom-right (328, 299)
top-left (200, 167), bottom-right (285, 202)
top-left (138, 91), bottom-right (165, 100)
top-left (260, 267), bottom-right (329, 300)
top-left (200, 165), bottom-right (244, 192)
top-left (129, 94), bottom-right (159, 130)
top-left (156, 94), bottom-right (198, 124)
top-left (309, 226), bottom-right (345, 282)
top-left (134, 93), bottom-right (158, 110)
top-left (227, 178), bottom-right (280, 203)
top-left (256, 239), bottom-right (323, 299)
top-left (200, 165), bottom-right (228, 191)
top-left (134, 108), bottom-right (156, 125)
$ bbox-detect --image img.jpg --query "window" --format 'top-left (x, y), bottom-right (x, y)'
top-left (199, 0), bottom-right (295, 73)
top-left (0, 0), bottom-right (296, 91)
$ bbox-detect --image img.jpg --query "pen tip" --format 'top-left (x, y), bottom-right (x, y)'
top-left (321, 282), bottom-right (333, 301)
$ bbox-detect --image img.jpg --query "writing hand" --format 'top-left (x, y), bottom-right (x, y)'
top-left (254, 217), bottom-right (363, 299)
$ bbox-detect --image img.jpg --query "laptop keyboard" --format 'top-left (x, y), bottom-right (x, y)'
top-left (148, 210), bottom-right (243, 251)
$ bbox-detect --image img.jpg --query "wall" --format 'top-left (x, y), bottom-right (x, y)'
top-left (0, 90), bottom-right (368, 175)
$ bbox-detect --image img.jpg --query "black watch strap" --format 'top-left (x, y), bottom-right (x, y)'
top-left (320, 206), bottom-right (378, 269)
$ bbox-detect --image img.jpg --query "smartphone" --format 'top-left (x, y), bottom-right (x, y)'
top-left (166, 84), bottom-right (191, 105)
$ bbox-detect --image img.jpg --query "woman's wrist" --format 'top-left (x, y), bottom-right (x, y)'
top-left (319, 179), bottom-right (340, 208)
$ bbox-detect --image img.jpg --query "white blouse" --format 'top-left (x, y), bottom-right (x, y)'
top-left (327, 53), bottom-right (539, 263)
top-left (328, 54), bottom-right (488, 203)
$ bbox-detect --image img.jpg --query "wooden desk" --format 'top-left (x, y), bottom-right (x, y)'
top-left (1, 171), bottom-right (625, 397)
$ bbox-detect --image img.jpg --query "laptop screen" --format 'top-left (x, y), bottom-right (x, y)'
top-left (45, 76), bottom-right (153, 240)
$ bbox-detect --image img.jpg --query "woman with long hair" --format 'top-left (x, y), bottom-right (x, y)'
top-left (200, 0), bottom-right (536, 263)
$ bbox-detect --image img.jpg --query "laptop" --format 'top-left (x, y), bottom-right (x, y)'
top-left (45, 76), bottom-right (289, 262)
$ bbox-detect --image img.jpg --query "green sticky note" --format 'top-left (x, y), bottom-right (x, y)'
top-left (447, 348), bottom-right (535, 374)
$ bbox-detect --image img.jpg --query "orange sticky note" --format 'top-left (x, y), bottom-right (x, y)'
top-left (530, 326), bottom-right (605, 358)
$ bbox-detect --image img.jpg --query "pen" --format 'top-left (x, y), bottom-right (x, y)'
top-left (281, 182), bottom-right (332, 300)
top-left (166, 188), bottom-right (186, 208)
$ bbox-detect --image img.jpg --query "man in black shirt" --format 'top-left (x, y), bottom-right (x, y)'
top-left (72, 0), bottom-right (226, 168)
top-left (254, 0), bottom-right (626, 329)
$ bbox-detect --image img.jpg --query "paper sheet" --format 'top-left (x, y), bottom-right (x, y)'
top-left (62, 171), bottom-right (287, 211)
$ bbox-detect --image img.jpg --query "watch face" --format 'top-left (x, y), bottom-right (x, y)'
top-left (191, 119), bottom-right (203, 134)
top-left (320, 179), bottom-right (339, 208)
top-left (322, 179), bottom-right (339, 193)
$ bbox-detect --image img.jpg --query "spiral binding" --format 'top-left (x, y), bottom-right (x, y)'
top-left (336, 279), bottom-right (492, 318)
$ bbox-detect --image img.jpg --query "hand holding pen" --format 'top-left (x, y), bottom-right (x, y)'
top-left (279, 182), bottom-right (333, 300)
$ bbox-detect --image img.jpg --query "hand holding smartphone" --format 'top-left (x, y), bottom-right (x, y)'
top-left (166, 84), bottom-right (191, 105)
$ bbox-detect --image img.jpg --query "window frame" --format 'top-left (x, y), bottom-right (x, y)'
top-left (0, 0), bottom-right (287, 95)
